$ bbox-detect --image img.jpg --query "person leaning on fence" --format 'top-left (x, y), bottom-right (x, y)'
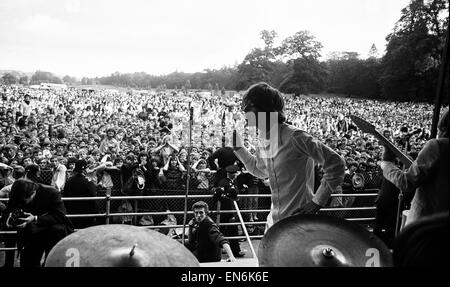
top-left (185, 201), bottom-right (236, 263)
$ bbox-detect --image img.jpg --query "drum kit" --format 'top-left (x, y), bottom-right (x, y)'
top-left (45, 214), bottom-right (393, 267)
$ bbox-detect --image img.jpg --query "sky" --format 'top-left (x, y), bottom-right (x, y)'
top-left (0, 0), bottom-right (412, 78)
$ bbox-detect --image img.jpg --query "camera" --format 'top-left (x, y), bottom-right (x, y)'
top-left (212, 182), bottom-right (239, 202)
top-left (8, 208), bottom-right (26, 227)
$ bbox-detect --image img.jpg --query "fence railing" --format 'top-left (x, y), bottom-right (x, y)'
top-left (0, 191), bottom-right (379, 257)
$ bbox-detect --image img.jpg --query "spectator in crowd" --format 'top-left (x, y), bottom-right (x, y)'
top-left (63, 159), bottom-right (98, 229)
top-left (0, 162), bottom-right (14, 189)
top-left (19, 94), bottom-right (32, 123)
top-left (191, 159), bottom-right (214, 190)
top-left (99, 128), bottom-right (120, 155)
top-left (50, 156), bottom-right (66, 192)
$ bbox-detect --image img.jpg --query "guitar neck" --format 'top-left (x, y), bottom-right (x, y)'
top-left (372, 130), bottom-right (414, 168)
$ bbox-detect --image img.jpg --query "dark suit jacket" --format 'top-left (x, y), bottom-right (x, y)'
top-left (63, 173), bottom-right (98, 228)
top-left (186, 216), bottom-right (229, 263)
top-left (4, 183), bottom-right (74, 250)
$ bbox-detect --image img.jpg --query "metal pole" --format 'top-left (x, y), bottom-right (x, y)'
top-left (215, 200), bottom-right (221, 225)
top-left (233, 201), bottom-right (257, 259)
top-left (105, 191), bottom-right (111, 224)
top-left (431, 28), bottom-right (449, 139)
top-left (182, 104), bottom-right (194, 245)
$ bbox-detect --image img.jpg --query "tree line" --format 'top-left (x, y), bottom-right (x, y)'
top-left (1, 0), bottom-right (448, 103)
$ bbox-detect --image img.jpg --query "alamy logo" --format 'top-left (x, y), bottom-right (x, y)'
top-left (179, 111), bottom-right (280, 159)
top-left (65, 248), bottom-right (80, 267)
top-left (365, 248), bottom-right (380, 267)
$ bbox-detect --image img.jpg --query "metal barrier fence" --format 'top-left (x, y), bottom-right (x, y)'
top-left (0, 191), bottom-right (378, 263)
top-left (1, 169), bottom-right (381, 266)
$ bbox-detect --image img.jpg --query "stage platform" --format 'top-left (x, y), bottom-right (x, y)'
top-left (200, 258), bottom-right (259, 267)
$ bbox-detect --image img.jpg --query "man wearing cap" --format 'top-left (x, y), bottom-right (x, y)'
top-left (63, 159), bottom-right (98, 229)
top-left (233, 82), bottom-right (345, 230)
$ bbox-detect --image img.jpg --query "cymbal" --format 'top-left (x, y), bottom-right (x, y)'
top-left (258, 214), bottom-right (393, 267)
top-left (45, 224), bottom-right (200, 267)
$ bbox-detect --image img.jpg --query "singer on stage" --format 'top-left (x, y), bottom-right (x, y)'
top-left (233, 82), bottom-right (346, 230)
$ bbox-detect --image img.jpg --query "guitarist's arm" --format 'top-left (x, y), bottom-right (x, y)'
top-left (378, 139), bottom-right (440, 193)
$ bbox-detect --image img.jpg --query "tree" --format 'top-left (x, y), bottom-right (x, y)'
top-left (236, 48), bottom-right (275, 89)
top-left (379, 0), bottom-right (448, 102)
top-left (276, 30), bottom-right (323, 61)
top-left (1, 73), bottom-right (18, 85)
top-left (236, 30), bottom-right (280, 90)
top-left (19, 76), bottom-right (29, 85)
top-left (279, 57), bottom-right (327, 95)
top-left (63, 75), bottom-right (76, 84)
top-left (368, 44), bottom-right (379, 59)
top-left (325, 52), bottom-right (382, 98)
top-left (185, 80), bottom-right (191, 90)
top-left (275, 30), bottom-right (325, 95)
top-left (260, 30), bottom-right (278, 51)
top-left (30, 71), bottom-right (62, 84)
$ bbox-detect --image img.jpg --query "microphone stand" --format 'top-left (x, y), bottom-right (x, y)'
top-left (182, 104), bottom-right (194, 245)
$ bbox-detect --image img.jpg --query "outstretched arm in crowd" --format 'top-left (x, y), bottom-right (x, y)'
top-left (191, 159), bottom-right (201, 171)
top-left (206, 150), bottom-right (219, 170)
top-left (162, 159), bottom-right (170, 171)
top-left (52, 165), bottom-right (67, 192)
top-left (150, 143), bottom-right (165, 154)
top-left (167, 142), bottom-right (179, 153)
top-left (177, 158), bottom-right (186, 172)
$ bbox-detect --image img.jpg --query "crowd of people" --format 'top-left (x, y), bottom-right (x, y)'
top-left (0, 83), bottom-right (439, 266)
top-left (0, 85), bottom-right (436, 213)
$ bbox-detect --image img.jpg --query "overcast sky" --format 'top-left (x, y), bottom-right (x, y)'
top-left (0, 0), bottom-right (411, 78)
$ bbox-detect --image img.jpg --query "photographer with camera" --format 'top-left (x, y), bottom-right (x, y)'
top-left (1, 179), bottom-right (74, 267)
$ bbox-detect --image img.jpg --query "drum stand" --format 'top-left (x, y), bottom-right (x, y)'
top-left (233, 200), bottom-right (257, 258)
